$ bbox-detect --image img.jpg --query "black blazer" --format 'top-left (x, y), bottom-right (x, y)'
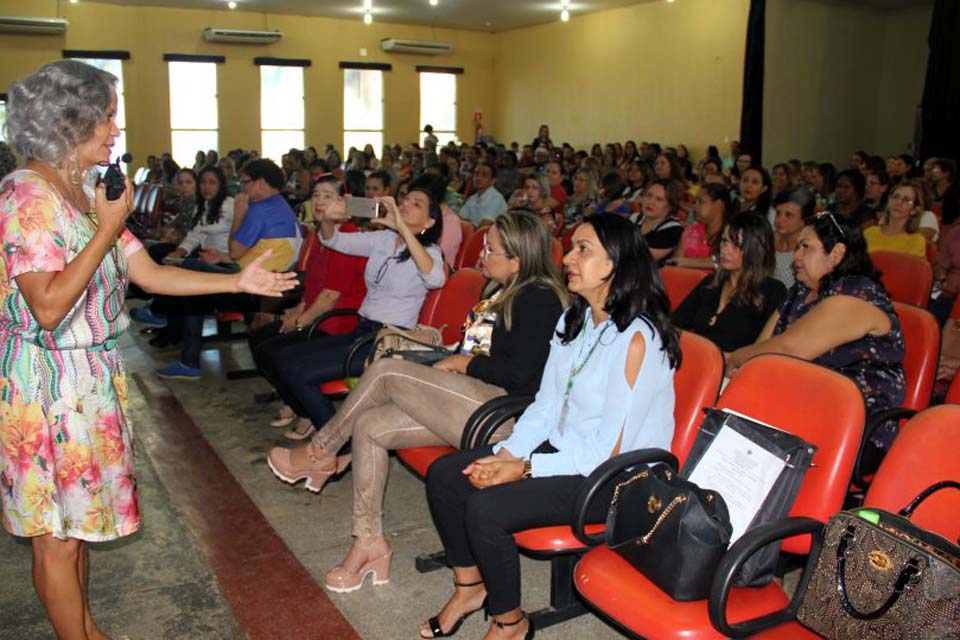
top-left (466, 284), bottom-right (564, 395)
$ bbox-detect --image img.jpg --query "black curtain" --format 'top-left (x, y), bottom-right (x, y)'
top-left (920, 0), bottom-right (960, 161)
top-left (739, 0), bottom-right (766, 165)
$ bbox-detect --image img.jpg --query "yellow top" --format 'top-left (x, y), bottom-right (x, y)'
top-left (863, 226), bottom-right (927, 259)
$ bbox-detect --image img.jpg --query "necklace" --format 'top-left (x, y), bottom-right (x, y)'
top-left (556, 319), bottom-right (613, 436)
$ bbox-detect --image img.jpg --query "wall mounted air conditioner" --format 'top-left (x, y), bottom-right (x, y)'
top-left (381, 39), bottom-right (453, 55)
top-left (0, 16), bottom-right (68, 35)
top-left (202, 28), bottom-right (282, 45)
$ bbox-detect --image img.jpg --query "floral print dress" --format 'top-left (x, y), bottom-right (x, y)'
top-left (0, 170), bottom-right (143, 541)
top-left (774, 274), bottom-right (906, 448)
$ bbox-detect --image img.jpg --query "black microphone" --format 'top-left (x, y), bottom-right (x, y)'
top-left (103, 153), bottom-right (132, 201)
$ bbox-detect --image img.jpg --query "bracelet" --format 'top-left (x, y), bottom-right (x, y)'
top-left (294, 321), bottom-right (303, 331)
top-left (521, 460), bottom-right (532, 479)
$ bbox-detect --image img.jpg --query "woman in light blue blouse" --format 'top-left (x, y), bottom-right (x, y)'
top-left (420, 214), bottom-right (682, 640)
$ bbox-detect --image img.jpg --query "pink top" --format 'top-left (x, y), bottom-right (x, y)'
top-left (439, 206), bottom-right (463, 269)
top-left (680, 223), bottom-right (712, 259)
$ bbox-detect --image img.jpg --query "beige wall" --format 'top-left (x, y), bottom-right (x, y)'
top-left (0, 0), bottom-right (497, 164)
top-left (763, 0), bottom-right (932, 166)
top-left (875, 3), bottom-right (931, 157)
top-left (492, 0), bottom-right (750, 160)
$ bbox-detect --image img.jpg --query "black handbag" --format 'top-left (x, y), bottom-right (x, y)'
top-left (605, 463), bottom-right (733, 601)
top-left (681, 408), bottom-right (817, 587)
top-left (796, 481), bottom-right (960, 640)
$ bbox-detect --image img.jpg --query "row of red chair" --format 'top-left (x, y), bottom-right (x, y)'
top-left (455, 221), bottom-right (564, 271)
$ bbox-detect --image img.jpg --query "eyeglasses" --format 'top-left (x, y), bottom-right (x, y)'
top-left (816, 211), bottom-right (847, 239)
top-left (481, 244), bottom-right (509, 260)
top-left (374, 256), bottom-right (398, 285)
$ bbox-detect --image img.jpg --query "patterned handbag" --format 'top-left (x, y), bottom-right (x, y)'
top-left (796, 481), bottom-right (960, 639)
top-left (366, 324), bottom-right (450, 367)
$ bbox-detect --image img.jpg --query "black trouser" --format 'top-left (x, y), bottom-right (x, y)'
top-left (426, 443), bottom-right (616, 616)
top-left (266, 318), bottom-right (381, 426)
top-left (248, 320), bottom-right (316, 389)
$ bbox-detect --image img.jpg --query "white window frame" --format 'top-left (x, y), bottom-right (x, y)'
top-left (168, 60), bottom-right (219, 168)
top-left (419, 71), bottom-right (458, 147)
top-left (260, 64), bottom-right (306, 164)
top-left (342, 68), bottom-right (384, 160)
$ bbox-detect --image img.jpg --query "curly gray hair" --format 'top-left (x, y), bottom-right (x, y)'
top-left (5, 60), bottom-right (117, 165)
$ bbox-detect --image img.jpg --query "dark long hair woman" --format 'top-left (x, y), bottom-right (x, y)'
top-left (421, 214), bottom-right (681, 640)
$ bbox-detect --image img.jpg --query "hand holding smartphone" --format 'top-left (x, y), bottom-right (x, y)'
top-left (344, 197), bottom-right (384, 219)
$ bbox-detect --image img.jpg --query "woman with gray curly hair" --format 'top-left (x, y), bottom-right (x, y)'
top-left (0, 60), bottom-right (297, 640)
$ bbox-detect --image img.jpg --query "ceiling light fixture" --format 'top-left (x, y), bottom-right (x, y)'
top-left (364, 10), bottom-right (373, 24)
top-left (429, 0), bottom-right (439, 5)
top-left (363, 0), bottom-right (372, 10)
top-left (560, 9), bottom-right (570, 22)
top-left (227, 0), bottom-right (237, 8)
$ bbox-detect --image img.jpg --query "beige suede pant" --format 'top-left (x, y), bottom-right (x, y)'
top-left (311, 358), bottom-right (510, 537)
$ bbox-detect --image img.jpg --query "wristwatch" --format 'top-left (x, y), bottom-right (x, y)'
top-left (521, 459), bottom-right (533, 479)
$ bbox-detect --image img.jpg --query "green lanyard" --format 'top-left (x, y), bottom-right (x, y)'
top-left (557, 320), bottom-right (612, 435)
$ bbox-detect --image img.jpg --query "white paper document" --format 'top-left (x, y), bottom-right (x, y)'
top-left (686, 425), bottom-right (786, 543)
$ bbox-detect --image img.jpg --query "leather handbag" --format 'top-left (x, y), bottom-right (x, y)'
top-left (796, 481), bottom-right (960, 639)
top-left (605, 463), bottom-right (733, 601)
top-left (366, 324), bottom-right (451, 367)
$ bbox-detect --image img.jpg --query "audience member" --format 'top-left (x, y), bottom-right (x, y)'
top-left (669, 182), bottom-right (730, 269)
top-left (673, 213), bottom-right (786, 352)
top-left (461, 162), bottom-right (508, 227)
top-left (421, 214), bottom-right (680, 640)
top-left (863, 180), bottom-right (927, 258)
top-left (635, 179), bottom-right (684, 263)
top-left (772, 187), bottom-right (816, 289)
top-left (827, 169), bottom-right (874, 228)
top-left (563, 167), bottom-right (598, 229)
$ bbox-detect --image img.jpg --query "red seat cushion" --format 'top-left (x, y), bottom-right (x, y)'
top-left (513, 525), bottom-right (603, 552)
top-left (397, 446), bottom-right (455, 479)
top-left (216, 311), bottom-right (245, 323)
top-left (320, 379), bottom-right (350, 395)
top-left (574, 546), bottom-right (790, 640)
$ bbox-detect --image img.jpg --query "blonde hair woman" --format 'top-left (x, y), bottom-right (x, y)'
top-left (863, 179), bottom-right (927, 258)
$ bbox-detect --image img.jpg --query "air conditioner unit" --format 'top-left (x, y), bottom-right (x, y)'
top-left (202, 28), bottom-right (282, 45)
top-left (381, 39), bottom-right (453, 55)
top-left (0, 16), bottom-right (68, 35)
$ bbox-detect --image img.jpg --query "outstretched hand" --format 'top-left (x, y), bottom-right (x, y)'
top-left (235, 249), bottom-right (299, 297)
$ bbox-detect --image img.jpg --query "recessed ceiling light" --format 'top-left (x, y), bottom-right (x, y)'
top-left (429, 0), bottom-right (439, 5)
top-left (364, 10), bottom-right (373, 24)
top-left (561, 9), bottom-right (569, 21)
top-left (363, 0), bottom-right (372, 10)
top-left (70, 0), bottom-right (78, 4)
top-left (227, 1), bottom-right (237, 8)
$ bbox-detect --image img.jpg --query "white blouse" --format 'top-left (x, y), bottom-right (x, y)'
top-left (495, 311), bottom-right (676, 477)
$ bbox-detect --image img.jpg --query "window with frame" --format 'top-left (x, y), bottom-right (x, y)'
top-left (168, 61), bottom-right (218, 168)
top-left (419, 72), bottom-right (458, 147)
top-left (73, 58), bottom-right (128, 165)
top-left (260, 65), bottom-right (305, 164)
top-left (343, 68), bottom-right (383, 160)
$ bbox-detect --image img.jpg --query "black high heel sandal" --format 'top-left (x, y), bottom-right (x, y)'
top-left (492, 612), bottom-right (534, 640)
top-left (420, 579), bottom-right (488, 639)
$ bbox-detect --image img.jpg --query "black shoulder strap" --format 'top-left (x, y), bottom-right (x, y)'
top-left (899, 480), bottom-right (960, 518)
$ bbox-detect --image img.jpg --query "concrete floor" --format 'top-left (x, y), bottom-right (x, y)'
top-left (0, 321), bottom-right (628, 640)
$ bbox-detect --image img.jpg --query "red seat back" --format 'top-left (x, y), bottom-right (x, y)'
top-left (717, 355), bottom-right (864, 554)
top-left (455, 226), bottom-right (489, 270)
top-left (659, 266), bottom-right (710, 312)
top-left (672, 331), bottom-right (724, 466)
top-left (551, 238), bottom-right (563, 270)
top-left (871, 251), bottom-right (933, 306)
top-left (894, 302), bottom-right (938, 413)
top-left (864, 405), bottom-right (960, 544)
top-left (419, 268), bottom-right (487, 345)
top-left (459, 220), bottom-right (475, 260)
top-left (561, 222), bottom-right (580, 253)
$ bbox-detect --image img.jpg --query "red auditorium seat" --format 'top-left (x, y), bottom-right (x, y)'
top-left (870, 251), bottom-right (933, 306)
top-left (455, 225), bottom-right (488, 270)
top-left (561, 222), bottom-right (580, 253)
top-left (660, 266), bottom-right (711, 311)
top-left (574, 355), bottom-right (864, 640)
top-left (551, 237), bottom-right (563, 269)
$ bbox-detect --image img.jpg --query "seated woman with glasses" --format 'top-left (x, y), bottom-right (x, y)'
top-left (727, 212), bottom-right (905, 473)
top-left (673, 213), bottom-right (786, 353)
top-left (635, 178), bottom-right (684, 264)
top-left (862, 180), bottom-right (928, 258)
top-left (264, 174), bottom-right (446, 440)
top-left (267, 210), bottom-right (566, 594)
top-left (419, 214), bottom-right (680, 640)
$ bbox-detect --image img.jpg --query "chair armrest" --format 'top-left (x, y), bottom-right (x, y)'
top-left (459, 395), bottom-right (534, 450)
top-left (468, 396), bottom-right (536, 449)
top-left (306, 309), bottom-right (361, 339)
top-left (708, 517), bottom-right (824, 638)
top-left (854, 407), bottom-right (917, 489)
top-left (342, 331), bottom-right (379, 378)
top-left (571, 448), bottom-right (679, 547)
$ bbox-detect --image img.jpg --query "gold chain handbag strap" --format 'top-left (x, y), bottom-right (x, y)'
top-left (640, 495), bottom-right (688, 545)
